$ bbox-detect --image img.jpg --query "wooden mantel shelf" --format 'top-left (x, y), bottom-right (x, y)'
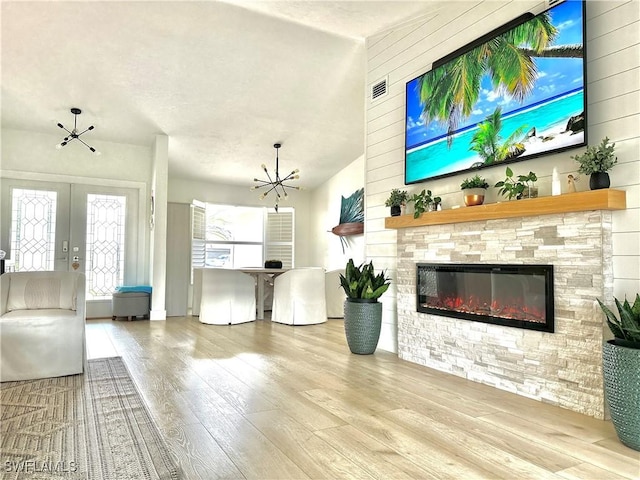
top-left (385, 189), bottom-right (626, 229)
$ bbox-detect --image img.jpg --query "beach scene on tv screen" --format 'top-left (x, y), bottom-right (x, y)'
top-left (405, 0), bottom-right (584, 184)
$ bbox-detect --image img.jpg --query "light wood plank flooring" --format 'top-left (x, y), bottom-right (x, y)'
top-left (85, 317), bottom-right (640, 480)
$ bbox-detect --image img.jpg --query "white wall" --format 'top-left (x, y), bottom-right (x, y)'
top-left (1, 129), bottom-right (152, 183)
top-left (309, 155), bottom-right (366, 269)
top-left (169, 177), bottom-right (314, 267)
top-left (365, 0), bottom-right (640, 353)
top-left (0, 128), bottom-right (153, 285)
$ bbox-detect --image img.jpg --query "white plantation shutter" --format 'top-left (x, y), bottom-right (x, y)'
top-left (265, 208), bottom-right (294, 268)
top-left (191, 203), bottom-right (206, 273)
top-left (191, 203), bottom-right (294, 272)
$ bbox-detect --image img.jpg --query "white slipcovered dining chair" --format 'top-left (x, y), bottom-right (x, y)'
top-left (0, 271), bottom-right (86, 382)
top-left (271, 267), bottom-right (327, 325)
top-left (199, 269), bottom-right (256, 325)
top-left (325, 269), bottom-right (346, 318)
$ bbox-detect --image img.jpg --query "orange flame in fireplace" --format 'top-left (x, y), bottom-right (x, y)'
top-left (430, 295), bottom-right (546, 323)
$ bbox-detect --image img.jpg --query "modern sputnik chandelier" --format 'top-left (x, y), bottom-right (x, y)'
top-left (56, 108), bottom-right (100, 154)
top-left (251, 143), bottom-right (300, 212)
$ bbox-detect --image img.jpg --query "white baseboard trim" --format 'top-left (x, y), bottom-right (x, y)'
top-left (150, 309), bottom-right (166, 321)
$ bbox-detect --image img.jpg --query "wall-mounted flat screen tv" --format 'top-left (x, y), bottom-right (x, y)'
top-left (405, 0), bottom-right (586, 184)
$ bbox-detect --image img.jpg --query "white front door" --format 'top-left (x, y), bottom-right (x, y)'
top-left (1, 179), bottom-right (140, 318)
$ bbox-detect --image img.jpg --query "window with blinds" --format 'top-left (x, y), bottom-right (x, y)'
top-left (190, 204), bottom-right (294, 274)
top-left (265, 209), bottom-right (294, 269)
top-left (190, 203), bottom-right (206, 278)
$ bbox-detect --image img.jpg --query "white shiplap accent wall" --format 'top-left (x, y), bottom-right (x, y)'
top-left (365, 0), bottom-right (640, 354)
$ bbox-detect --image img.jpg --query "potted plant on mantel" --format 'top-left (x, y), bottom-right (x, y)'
top-left (339, 259), bottom-right (391, 355)
top-left (571, 136), bottom-right (617, 190)
top-left (495, 167), bottom-right (538, 200)
top-left (385, 188), bottom-right (409, 217)
top-left (408, 189), bottom-right (441, 218)
top-left (460, 174), bottom-right (490, 206)
top-left (597, 294), bottom-right (640, 451)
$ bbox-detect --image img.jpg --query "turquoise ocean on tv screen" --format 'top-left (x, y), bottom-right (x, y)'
top-left (405, 90), bottom-right (584, 183)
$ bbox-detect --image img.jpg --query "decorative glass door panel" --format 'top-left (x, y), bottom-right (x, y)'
top-left (10, 188), bottom-right (58, 271)
top-left (70, 185), bottom-right (139, 305)
top-left (1, 179), bottom-right (71, 272)
top-left (1, 179), bottom-right (140, 317)
top-left (85, 193), bottom-right (127, 299)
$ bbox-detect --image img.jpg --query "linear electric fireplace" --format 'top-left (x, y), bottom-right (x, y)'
top-left (417, 264), bottom-right (554, 332)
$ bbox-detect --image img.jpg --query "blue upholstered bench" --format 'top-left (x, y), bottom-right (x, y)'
top-left (112, 286), bottom-right (152, 321)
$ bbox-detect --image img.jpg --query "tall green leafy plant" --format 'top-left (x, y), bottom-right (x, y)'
top-left (339, 259), bottom-right (391, 301)
top-left (598, 294), bottom-right (640, 347)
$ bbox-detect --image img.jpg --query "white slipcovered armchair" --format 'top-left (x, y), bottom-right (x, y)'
top-left (199, 269), bottom-right (256, 325)
top-left (325, 269), bottom-right (346, 318)
top-left (272, 268), bottom-right (327, 325)
top-left (0, 271), bottom-right (86, 382)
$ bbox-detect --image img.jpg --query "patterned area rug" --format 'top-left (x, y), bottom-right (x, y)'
top-left (0, 357), bottom-right (180, 479)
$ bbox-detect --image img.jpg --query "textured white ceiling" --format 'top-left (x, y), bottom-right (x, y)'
top-left (222, 1), bottom-right (438, 39)
top-left (1, 1), bottom-right (438, 188)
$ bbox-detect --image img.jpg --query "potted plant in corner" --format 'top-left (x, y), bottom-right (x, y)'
top-left (571, 136), bottom-right (617, 190)
top-left (495, 167), bottom-right (538, 200)
top-left (460, 174), bottom-right (490, 206)
top-left (339, 259), bottom-right (391, 354)
top-left (385, 188), bottom-right (409, 217)
top-left (597, 294), bottom-right (640, 451)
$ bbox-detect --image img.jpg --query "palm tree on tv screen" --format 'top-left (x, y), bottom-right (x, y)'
top-left (469, 107), bottom-right (527, 164)
top-left (419, 12), bottom-right (582, 145)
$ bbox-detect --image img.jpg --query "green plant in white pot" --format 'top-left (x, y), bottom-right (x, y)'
top-left (597, 294), bottom-right (640, 451)
top-left (339, 259), bottom-right (391, 354)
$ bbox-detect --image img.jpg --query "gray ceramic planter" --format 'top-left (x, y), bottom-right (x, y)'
top-left (603, 340), bottom-right (640, 451)
top-left (343, 299), bottom-right (382, 355)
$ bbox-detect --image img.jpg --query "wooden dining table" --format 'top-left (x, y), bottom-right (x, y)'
top-left (236, 267), bottom-right (288, 320)
top-left (193, 267), bottom-right (288, 320)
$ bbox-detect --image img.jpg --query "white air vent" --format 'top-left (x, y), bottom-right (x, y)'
top-left (370, 77), bottom-right (388, 102)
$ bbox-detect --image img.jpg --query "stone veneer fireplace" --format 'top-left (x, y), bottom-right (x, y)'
top-left (386, 190), bottom-right (626, 419)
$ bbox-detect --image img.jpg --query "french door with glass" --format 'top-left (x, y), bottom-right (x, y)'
top-left (1, 179), bottom-right (139, 317)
